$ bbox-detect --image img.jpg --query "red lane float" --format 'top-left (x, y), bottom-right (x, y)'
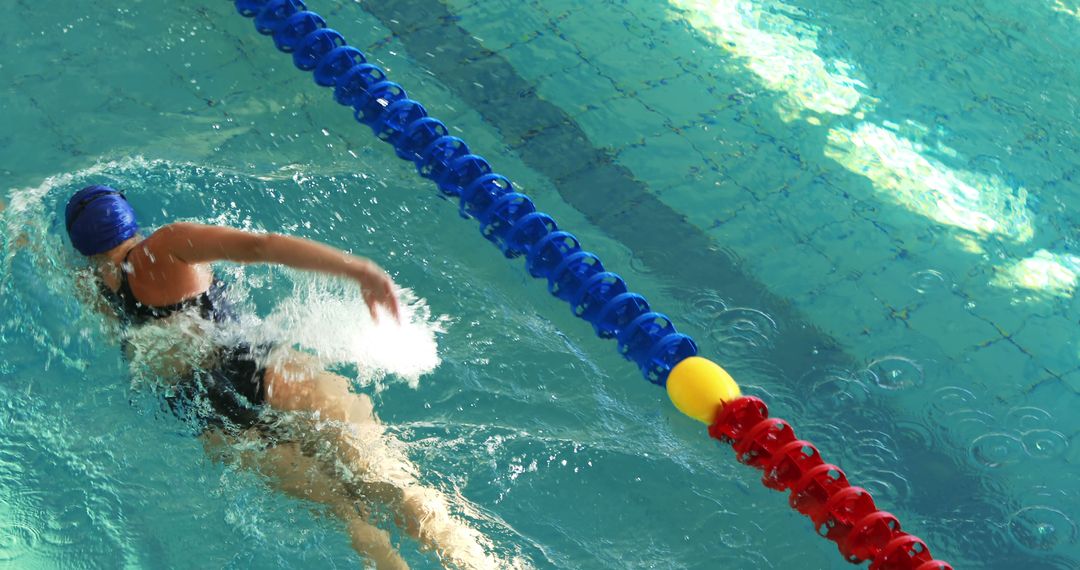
top-left (708, 396), bottom-right (953, 569)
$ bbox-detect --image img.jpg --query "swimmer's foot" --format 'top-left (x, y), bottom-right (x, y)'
top-left (400, 487), bottom-right (501, 570)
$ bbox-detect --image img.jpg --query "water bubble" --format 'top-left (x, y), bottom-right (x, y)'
top-left (970, 433), bottom-right (1024, 468)
top-left (911, 269), bottom-right (947, 293)
top-left (866, 356), bottom-right (924, 390)
top-left (1009, 506), bottom-right (1077, 551)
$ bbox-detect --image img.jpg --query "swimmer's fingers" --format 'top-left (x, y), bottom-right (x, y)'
top-left (362, 288), bottom-right (381, 323)
top-left (365, 288), bottom-right (401, 323)
top-left (360, 274), bottom-right (401, 323)
top-left (385, 286), bottom-right (401, 322)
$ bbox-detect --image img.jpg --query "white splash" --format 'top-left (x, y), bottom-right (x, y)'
top-left (251, 276), bottom-right (447, 389)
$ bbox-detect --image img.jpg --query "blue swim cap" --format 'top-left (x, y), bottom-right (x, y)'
top-left (65, 185), bottom-right (139, 256)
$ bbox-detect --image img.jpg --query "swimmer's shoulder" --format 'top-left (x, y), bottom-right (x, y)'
top-left (142, 222), bottom-right (266, 265)
top-left (136, 222), bottom-right (213, 266)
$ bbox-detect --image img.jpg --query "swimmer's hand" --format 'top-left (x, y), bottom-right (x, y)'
top-left (349, 259), bottom-right (401, 323)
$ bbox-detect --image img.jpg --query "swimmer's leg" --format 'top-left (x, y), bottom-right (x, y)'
top-left (261, 350), bottom-right (500, 569)
top-left (202, 431), bottom-right (409, 570)
top-left (262, 350), bottom-right (380, 428)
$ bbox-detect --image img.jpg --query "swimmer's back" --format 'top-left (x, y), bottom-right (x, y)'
top-left (103, 223), bottom-right (267, 308)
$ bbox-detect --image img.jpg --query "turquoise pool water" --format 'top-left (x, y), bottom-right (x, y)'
top-left (2, 0), bottom-right (1079, 568)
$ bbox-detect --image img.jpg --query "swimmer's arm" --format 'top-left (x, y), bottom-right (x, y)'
top-left (154, 222), bottom-right (400, 320)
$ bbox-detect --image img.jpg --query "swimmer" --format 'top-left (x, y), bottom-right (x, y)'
top-left (65, 185), bottom-right (501, 569)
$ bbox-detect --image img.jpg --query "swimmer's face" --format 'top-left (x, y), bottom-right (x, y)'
top-left (64, 186), bottom-right (139, 256)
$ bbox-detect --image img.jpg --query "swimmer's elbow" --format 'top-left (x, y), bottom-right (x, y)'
top-left (221, 231), bottom-right (273, 264)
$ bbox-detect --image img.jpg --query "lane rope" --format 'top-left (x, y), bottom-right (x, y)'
top-left (231, 2), bottom-right (953, 567)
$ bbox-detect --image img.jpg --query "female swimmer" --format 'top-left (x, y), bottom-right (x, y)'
top-left (64, 185), bottom-right (499, 570)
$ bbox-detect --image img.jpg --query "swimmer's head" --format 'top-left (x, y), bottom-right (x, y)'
top-left (65, 185), bottom-right (139, 256)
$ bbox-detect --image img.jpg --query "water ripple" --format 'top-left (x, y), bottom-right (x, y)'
top-left (928, 385), bottom-right (980, 414)
top-left (865, 355), bottom-right (924, 390)
top-left (39, 490), bottom-right (95, 549)
top-left (675, 289), bottom-right (728, 332)
top-left (969, 433), bottom-right (1025, 468)
top-left (1009, 506), bottom-right (1078, 551)
top-left (0, 522), bottom-right (40, 563)
top-left (796, 421), bottom-right (848, 451)
top-left (857, 468), bottom-right (911, 505)
top-left (802, 367), bottom-right (870, 411)
top-left (848, 430), bottom-right (900, 467)
top-left (1021, 429), bottom-right (1069, 460)
top-left (892, 419), bottom-right (939, 452)
top-left (945, 408), bottom-right (998, 444)
top-left (911, 269), bottom-right (948, 294)
top-left (708, 307), bottom-right (778, 357)
top-left (1005, 406), bottom-right (1054, 432)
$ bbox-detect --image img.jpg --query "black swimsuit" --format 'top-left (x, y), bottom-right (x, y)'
top-left (100, 248), bottom-right (271, 431)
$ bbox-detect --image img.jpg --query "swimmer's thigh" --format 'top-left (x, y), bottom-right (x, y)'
top-left (262, 349), bottom-right (377, 426)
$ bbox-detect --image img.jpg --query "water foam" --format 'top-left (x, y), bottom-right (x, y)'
top-left (241, 276), bottom-right (447, 389)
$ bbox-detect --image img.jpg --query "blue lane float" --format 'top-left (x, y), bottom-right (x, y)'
top-left (231, 0), bottom-right (697, 385)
